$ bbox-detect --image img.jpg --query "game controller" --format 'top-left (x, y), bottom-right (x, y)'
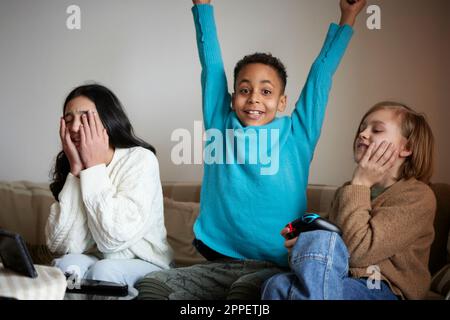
top-left (285, 213), bottom-right (342, 240)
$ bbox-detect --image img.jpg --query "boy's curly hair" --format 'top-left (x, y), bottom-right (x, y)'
top-left (233, 53), bottom-right (288, 93)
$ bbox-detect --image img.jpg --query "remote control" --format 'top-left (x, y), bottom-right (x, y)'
top-left (285, 213), bottom-right (342, 240)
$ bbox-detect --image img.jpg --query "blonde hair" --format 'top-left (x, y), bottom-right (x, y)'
top-left (354, 101), bottom-right (434, 183)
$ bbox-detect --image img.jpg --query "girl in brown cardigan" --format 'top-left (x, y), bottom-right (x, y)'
top-left (262, 101), bottom-right (436, 300)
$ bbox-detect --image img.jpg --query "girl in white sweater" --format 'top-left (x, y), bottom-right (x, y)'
top-left (46, 84), bottom-right (173, 290)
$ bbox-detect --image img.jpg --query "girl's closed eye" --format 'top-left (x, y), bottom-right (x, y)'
top-left (64, 115), bottom-right (73, 124)
top-left (372, 126), bottom-right (385, 133)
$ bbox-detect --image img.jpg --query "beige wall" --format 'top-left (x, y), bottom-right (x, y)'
top-left (0, 0), bottom-right (449, 185)
top-left (442, 0), bottom-right (450, 184)
top-left (309, 0), bottom-right (450, 185)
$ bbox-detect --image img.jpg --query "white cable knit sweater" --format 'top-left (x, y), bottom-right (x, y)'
top-left (45, 147), bottom-right (173, 270)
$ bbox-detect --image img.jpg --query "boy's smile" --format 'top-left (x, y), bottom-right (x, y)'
top-left (232, 63), bottom-right (287, 127)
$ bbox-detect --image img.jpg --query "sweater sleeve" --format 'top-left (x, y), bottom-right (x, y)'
top-left (332, 184), bottom-right (437, 268)
top-left (192, 4), bottom-right (232, 130)
top-left (291, 23), bottom-right (353, 157)
top-left (80, 149), bottom-right (161, 254)
top-left (45, 174), bottom-right (94, 255)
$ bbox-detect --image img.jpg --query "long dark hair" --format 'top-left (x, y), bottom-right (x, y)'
top-left (50, 84), bottom-right (156, 201)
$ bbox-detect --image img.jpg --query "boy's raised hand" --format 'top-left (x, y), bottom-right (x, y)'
top-left (339, 0), bottom-right (367, 27)
top-left (192, 0), bottom-right (211, 4)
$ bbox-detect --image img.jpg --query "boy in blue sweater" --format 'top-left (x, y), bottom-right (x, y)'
top-left (137, 0), bottom-right (366, 300)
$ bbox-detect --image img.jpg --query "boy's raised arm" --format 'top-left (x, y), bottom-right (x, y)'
top-left (192, 0), bottom-right (231, 130)
top-left (291, 0), bottom-right (366, 156)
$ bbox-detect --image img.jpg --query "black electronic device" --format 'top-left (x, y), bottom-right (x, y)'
top-left (285, 213), bottom-right (342, 240)
top-left (0, 229), bottom-right (38, 278)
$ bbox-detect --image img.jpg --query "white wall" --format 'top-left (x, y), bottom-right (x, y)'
top-left (0, 0), bottom-right (449, 185)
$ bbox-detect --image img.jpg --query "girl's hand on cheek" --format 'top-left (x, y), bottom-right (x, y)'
top-left (60, 117), bottom-right (83, 177)
top-left (351, 141), bottom-right (399, 188)
top-left (78, 111), bottom-right (110, 169)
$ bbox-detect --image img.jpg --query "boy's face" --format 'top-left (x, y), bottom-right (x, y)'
top-left (232, 63), bottom-right (287, 127)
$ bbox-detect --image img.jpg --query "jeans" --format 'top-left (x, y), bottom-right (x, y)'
top-left (53, 253), bottom-right (162, 289)
top-left (261, 230), bottom-right (399, 300)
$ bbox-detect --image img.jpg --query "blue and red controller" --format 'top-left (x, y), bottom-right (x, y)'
top-left (285, 213), bottom-right (342, 240)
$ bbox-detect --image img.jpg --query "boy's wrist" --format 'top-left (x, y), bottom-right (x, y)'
top-left (339, 14), bottom-right (357, 27)
top-left (193, 0), bottom-right (211, 5)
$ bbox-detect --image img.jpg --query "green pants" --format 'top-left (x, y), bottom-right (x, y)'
top-left (136, 259), bottom-right (285, 300)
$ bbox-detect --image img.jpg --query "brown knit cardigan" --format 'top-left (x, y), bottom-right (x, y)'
top-left (328, 178), bottom-right (436, 300)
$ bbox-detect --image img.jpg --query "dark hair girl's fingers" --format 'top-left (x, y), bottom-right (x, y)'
top-left (86, 111), bottom-right (96, 139)
top-left (81, 114), bottom-right (92, 142)
top-left (64, 128), bottom-right (72, 146)
top-left (79, 123), bottom-right (86, 147)
top-left (94, 112), bottom-right (104, 136)
top-left (90, 110), bottom-right (100, 138)
top-left (64, 128), bottom-right (74, 153)
top-left (64, 127), bottom-right (70, 143)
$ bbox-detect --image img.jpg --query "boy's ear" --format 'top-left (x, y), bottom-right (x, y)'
top-left (277, 95), bottom-right (287, 113)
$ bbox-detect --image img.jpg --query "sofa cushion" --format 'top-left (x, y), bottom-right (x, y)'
top-left (163, 197), bottom-right (206, 267)
top-left (162, 183), bottom-right (201, 203)
top-left (0, 181), bottom-right (53, 245)
top-left (429, 184), bottom-right (450, 274)
top-left (430, 264), bottom-right (450, 299)
top-left (305, 184), bottom-right (339, 218)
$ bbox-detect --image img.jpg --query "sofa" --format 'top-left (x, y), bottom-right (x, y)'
top-left (0, 180), bottom-right (449, 300)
